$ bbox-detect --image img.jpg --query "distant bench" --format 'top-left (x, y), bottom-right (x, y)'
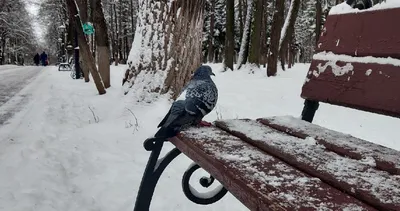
top-left (58, 63), bottom-right (71, 71)
top-left (133, 5), bottom-right (400, 211)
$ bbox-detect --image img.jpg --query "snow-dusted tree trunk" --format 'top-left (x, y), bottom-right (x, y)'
top-left (236, 0), bottom-right (253, 70)
top-left (259, 1), bottom-right (269, 67)
top-left (66, 0), bottom-right (106, 95)
top-left (76, 0), bottom-right (90, 82)
top-left (266, 0), bottom-right (285, 77)
top-left (124, 0), bottom-right (205, 101)
top-left (279, 0), bottom-right (301, 70)
top-left (315, 0), bottom-right (322, 46)
top-left (224, 0), bottom-right (235, 71)
top-left (93, 0), bottom-right (111, 88)
top-left (248, 0), bottom-right (264, 66)
top-left (207, 0), bottom-right (215, 63)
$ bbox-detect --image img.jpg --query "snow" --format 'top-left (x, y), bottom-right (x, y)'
top-left (188, 183), bottom-right (225, 200)
top-left (0, 62), bottom-right (399, 210)
top-left (313, 51), bottom-right (400, 66)
top-left (329, 0), bottom-right (400, 15)
top-left (315, 60), bottom-right (354, 77)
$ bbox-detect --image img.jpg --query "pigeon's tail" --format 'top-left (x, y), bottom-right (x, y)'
top-left (154, 127), bottom-right (179, 139)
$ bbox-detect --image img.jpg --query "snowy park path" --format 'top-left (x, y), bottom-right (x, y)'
top-left (0, 66), bottom-right (43, 125)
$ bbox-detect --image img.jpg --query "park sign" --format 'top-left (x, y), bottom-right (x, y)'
top-left (83, 22), bottom-right (94, 35)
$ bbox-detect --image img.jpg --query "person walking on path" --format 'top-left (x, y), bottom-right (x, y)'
top-left (33, 53), bottom-right (40, 66)
top-left (40, 51), bottom-right (48, 66)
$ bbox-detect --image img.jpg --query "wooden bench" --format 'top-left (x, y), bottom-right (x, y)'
top-left (133, 5), bottom-right (400, 211)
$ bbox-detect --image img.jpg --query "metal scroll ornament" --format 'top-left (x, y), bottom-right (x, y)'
top-left (182, 163), bottom-right (228, 205)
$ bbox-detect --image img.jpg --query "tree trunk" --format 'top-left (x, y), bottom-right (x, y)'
top-left (76, 0), bottom-right (90, 82)
top-left (266, 0), bottom-right (284, 77)
top-left (66, 0), bottom-right (106, 95)
top-left (110, 2), bottom-right (116, 64)
top-left (207, 0), bottom-right (215, 63)
top-left (236, 0), bottom-right (253, 69)
top-left (76, 0), bottom-right (88, 22)
top-left (260, 0), bottom-right (269, 67)
top-left (315, 0), bottom-right (322, 46)
top-left (288, 29), bottom-right (295, 68)
top-left (279, 0), bottom-right (301, 70)
top-left (93, 0), bottom-right (111, 88)
top-left (124, 0), bottom-right (205, 101)
top-left (130, 0), bottom-right (137, 40)
top-left (238, 0), bottom-right (243, 41)
top-left (113, 3), bottom-right (119, 66)
top-left (124, 29), bottom-right (129, 61)
top-left (224, 0), bottom-right (234, 71)
top-left (248, 0), bottom-right (263, 65)
top-left (118, 2), bottom-right (123, 63)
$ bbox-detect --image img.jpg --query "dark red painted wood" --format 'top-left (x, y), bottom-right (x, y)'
top-left (302, 59), bottom-right (400, 118)
top-left (316, 8), bottom-right (400, 59)
top-left (170, 126), bottom-right (376, 211)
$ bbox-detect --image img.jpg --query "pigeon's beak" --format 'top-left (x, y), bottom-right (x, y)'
top-left (211, 72), bottom-right (215, 76)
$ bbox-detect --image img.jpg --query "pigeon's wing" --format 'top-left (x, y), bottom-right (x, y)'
top-left (176, 81), bottom-right (193, 101)
top-left (160, 100), bottom-right (186, 128)
top-left (157, 108), bottom-right (172, 128)
top-left (185, 80), bottom-right (218, 116)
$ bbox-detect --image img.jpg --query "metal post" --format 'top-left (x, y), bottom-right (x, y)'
top-left (301, 100), bottom-right (320, 123)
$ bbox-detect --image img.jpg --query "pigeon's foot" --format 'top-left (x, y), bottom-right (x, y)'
top-left (199, 121), bottom-right (212, 127)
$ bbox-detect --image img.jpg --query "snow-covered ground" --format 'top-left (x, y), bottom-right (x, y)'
top-left (0, 66), bottom-right (42, 124)
top-left (0, 63), bottom-right (399, 211)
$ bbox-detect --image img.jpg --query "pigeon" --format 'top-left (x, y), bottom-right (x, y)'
top-left (346, 0), bottom-right (373, 10)
top-left (154, 65), bottom-right (218, 138)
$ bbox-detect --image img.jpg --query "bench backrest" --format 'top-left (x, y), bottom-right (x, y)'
top-left (301, 7), bottom-right (400, 118)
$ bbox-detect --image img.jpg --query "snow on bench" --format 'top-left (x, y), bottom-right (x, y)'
top-left (258, 116), bottom-right (400, 175)
top-left (215, 119), bottom-right (400, 210)
top-left (330, 0), bottom-right (400, 15)
top-left (170, 126), bottom-right (376, 211)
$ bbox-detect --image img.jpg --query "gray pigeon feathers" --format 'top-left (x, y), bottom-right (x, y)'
top-left (155, 65), bottom-right (218, 138)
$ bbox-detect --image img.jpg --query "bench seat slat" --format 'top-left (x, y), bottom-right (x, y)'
top-left (215, 120), bottom-right (400, 211)
top-left (171, 126), bottom-right (375, 211)
top-left (302, 58), bottom-right (400, 118)
top-left (258, 115), bottom-right (400, 175)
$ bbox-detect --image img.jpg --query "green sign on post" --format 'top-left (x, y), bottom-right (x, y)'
top-left (83, 22), bottom-right (94, 35)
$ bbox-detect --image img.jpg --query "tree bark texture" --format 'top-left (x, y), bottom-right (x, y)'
top-left (267, 0), bottom-right (285, 77)
top-left (259, 0), bottom-right (269, 67)
top-left (93, 0), bottom-right (111, 88)
top-left (207, 0), bottom-right (215, 63)
top-left (124, 0), bottom-right (205, 101)
top-left (76, 0), bottom-right (90, 82)
top-left (66, 0), bottom-right (106, 95)
top-left (279, 0), bottom-right (301, 70)
top-left (113, 3), bottom-right (119, 65)
top-left (236, 0), bottom-right (253, 69)
top-left (238, 0), bottom-right (243, 41)
top-left (224, 0), bottom-right (235, 71)
top-left (315, 0), bottom-right (322, 46)
top-left (248, 0), bottom-right (263, 65)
